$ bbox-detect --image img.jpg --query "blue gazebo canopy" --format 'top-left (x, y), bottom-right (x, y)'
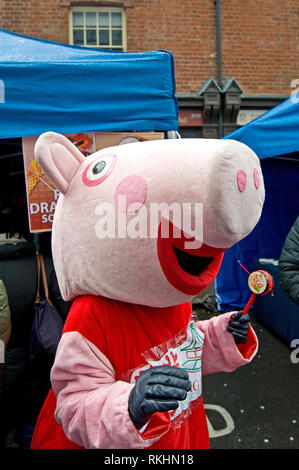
top-left (0, 29), bottom-right (178, 138)
top-left (217, 94), bottom-right (299, 310)
top-left (223, 94), bottom-right (299, 159)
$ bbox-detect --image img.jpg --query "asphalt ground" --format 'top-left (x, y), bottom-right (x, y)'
top-left (193, 306), bottom-right (299, 450)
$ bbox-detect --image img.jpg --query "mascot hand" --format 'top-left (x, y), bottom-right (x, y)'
top-left (227, 311), bottom-right (250, 344)
top-left (128, 365), bottom-right (191, 430)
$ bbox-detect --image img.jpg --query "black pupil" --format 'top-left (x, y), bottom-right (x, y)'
top-left (92, 161), bottom-right (106, 175)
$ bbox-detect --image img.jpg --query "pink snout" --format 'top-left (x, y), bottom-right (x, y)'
top-left (209, 151), bottom-right (265, 245)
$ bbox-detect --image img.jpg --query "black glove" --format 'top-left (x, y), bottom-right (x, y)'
top-left (227, 311), bottom-right (250, 344)
top-left (128, 365), bottom-right (191, 430)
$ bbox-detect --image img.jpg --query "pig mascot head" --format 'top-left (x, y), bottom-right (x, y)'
top-left (35, 132), bottom-right (264, 308)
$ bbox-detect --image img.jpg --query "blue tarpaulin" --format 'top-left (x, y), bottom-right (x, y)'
top-left (223, 94), bottom-right (299, 159)
top-left (0, 29), bottom-right (178, 138)
top-left (217, 94), bottom-right (299, 311)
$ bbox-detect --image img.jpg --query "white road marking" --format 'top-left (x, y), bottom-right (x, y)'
top-left (204, 403), bottom-right (235, 438)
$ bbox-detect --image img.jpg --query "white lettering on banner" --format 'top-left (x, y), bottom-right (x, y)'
top-left (30, 201), bottom-right (57, 215)
top-left (204, 404), bottom-right (235, 438)
top-left (41, 214), bottom-right (54, 224)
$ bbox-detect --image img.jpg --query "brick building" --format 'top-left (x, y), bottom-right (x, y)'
top-left (0, 0), bottom-right (298, 137)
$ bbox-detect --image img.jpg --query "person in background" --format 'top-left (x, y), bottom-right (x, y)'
top-left (278, 216), bottom-right (299, 306)
top-left (0, 173), bottom-right (71, 449)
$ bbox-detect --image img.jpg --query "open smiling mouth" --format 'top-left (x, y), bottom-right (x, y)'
top-left (157, 221), bottom-right (226, 296)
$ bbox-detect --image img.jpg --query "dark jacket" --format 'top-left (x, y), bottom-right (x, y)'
top-left (278, 216), bottom-right (299, 306)
top-left (0, 238), bottom-right (71, 446)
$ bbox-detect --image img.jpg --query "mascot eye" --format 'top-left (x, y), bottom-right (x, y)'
top-left (92, 161), bottom-right (106, 175)
top-left (82, 154), bottom-right (116, 187)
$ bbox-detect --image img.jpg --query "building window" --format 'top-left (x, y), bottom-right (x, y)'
top-left (70, 8), bottom-right (126, 50)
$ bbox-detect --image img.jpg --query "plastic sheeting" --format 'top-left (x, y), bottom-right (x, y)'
top-left (0, 29), bottom-right (178, 138)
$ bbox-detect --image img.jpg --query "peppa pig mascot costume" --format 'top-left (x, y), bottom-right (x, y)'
top-left (30, 132), bottom-right (264, 449)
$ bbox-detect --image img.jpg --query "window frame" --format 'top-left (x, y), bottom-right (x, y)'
top-left (69, 6), bottom-right (127, 50)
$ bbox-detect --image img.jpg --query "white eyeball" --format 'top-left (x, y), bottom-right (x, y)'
top-left (82, 154), bottom-right (116, 187)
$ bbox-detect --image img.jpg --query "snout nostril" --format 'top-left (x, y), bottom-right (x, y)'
top-left (237, 169), bottom-right (247, 192)
top-left (253, 168), bottom-right (260, 189)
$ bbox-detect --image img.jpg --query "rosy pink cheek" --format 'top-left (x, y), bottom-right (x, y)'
top-left (114, 175), bottom-right (147, 213)
top-left (237, 169), bottom-right (247, 192)
top-left (253, 168), bottom-right (260, 189)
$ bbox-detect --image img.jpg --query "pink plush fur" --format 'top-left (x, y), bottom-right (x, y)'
top-left (35, 132), bottom-right (264, 306)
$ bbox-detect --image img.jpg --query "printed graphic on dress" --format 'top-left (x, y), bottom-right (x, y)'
top-left (130, 320), bottom-right (205, 424)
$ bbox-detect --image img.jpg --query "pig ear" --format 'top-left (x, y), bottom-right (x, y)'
top-left (34, 131), bottom-right (86, 194)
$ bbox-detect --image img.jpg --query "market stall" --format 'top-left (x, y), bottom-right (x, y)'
top-left (0, 28), bottom-right (178, 231)
top-left (216, 94), bottom-right (299, 341)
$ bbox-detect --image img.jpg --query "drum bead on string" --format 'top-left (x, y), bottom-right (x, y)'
top-left (237, 261), bottom-right (274, 315)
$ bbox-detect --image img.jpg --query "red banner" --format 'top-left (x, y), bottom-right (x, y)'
top-left (23, 132), bottom-right (164, 232)
top-left (178, 109), bottom-right (203, 127)
top-left (22, 133), bottom-right (95, 232)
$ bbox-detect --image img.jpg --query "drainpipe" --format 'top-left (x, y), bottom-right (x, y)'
top-left (205, 0), bottom-right (224, 312)
top-left (215, 0), bottom-right (223, 137)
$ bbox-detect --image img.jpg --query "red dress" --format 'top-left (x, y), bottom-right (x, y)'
top-left (31, 295), bottom-right (257, 449)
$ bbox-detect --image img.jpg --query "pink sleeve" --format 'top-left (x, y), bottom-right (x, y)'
top-left (196, 312), bottom-right (258, 375)
top-left (51, 331), bottom-right (169, 449)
